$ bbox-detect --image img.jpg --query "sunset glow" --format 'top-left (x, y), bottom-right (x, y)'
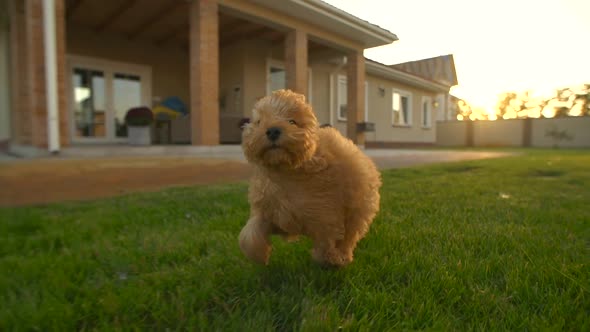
top-left (323, 0), bottom-right (590, 116)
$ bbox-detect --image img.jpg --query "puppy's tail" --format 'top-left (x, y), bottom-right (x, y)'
top-left (239, 217), bottom-right (272, 265)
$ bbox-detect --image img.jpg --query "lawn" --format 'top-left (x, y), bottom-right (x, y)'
top-left (1, 150), bottom-right (588, 330)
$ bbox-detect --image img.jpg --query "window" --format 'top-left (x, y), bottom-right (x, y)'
top-left (114, 73), bottom-right (142, 137)
top-left (392, 90), bottom-right (412, 126)
top-left (269, 66), bottom-right (286, 93)
top-left (336, 75), bottom-right (369, 122)
top-left (422, 96), bottom-right (432, 128)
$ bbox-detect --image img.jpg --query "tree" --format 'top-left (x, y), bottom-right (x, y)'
top-left (456, 99), bottom-right (473, 120)
top-left (493, 84), bottom-right (590, 119)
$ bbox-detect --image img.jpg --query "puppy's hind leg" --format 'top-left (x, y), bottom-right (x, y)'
top-left (239, 216), bottom-right (272, 265)
top-left (311, 239), bottom-right (349, 267)
top-left (336, 230), bottom-right (360, 265)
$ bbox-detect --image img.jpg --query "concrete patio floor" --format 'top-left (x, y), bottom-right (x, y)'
top-left (0, 146), bottom-right (514, 206)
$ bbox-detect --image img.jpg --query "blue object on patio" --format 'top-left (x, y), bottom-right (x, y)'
top-left (161, 96), bottom-right (188, 115)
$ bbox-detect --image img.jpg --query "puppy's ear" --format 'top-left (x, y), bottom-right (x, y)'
top-left (238, 118), bottom-right (250, 130)
top-left (292, 91), bottom-right (306, 103)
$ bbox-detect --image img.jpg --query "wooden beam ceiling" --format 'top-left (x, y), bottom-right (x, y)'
top-left (95, 0), bottom-right (137, 32)
top-left (127, 1), bottom-right (186, 40)
top-left (66, 0), bottom-right (85, 20)
top-left (155, 23), bottom-right (189, 46)
top-left (220, 25), bottom-right (269, 48)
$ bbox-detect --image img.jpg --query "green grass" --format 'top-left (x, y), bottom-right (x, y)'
top-left (1, 150), bottom-right (589, 330)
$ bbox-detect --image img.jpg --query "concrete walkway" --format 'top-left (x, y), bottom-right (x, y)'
top-left (0, 147), bottom-right (514, 206)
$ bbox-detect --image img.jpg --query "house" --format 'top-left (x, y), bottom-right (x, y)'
top-left (0, 0), bottom-right (457, 155)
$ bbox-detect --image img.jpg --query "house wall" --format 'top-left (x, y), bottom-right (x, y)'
top-left (0, 12), bottom-right (10, 144)
top-left (242, 40), bottom-right (271, 118)
top-left (364, 75), bottom-right (438, 144)
top-left (309, 63), bottom-right (332, 125)
top-left (219, 42), bottom-right (245, 115)
top-left (66, 27), bottom-right (440, 146)
top-left (67, 25), bottom-right (190, 107)
top-left (436, 117), bottom-right (590, 148)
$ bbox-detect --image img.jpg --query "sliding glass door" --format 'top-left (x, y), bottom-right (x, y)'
top-left (68, 56), bottom-right (151, 143)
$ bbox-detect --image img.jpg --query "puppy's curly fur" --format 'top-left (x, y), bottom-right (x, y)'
top-left (239, 90), bottom-right (381, 267)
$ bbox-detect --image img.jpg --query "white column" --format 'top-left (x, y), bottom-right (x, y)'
top-left (42, 0), bottom-right (60, 152)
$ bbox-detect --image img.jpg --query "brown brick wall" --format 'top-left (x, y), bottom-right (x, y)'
top-left (55, 0), bottom-right (68, 146)
top-left (8, 0), bottom-right (67, 149)
top-left (26, 0), bottom-right (47, 148)
top-left (9, 0), bottom-right (29, 145)
top-left (285, 29), bottom-right (308, 95)
top-left (346, 51), bottom-right (365, 144)
top-left (189, 0), bottom-right (219, 145)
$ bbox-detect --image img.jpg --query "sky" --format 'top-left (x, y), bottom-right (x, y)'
top-left (322, 0), bottom-right (590, 110)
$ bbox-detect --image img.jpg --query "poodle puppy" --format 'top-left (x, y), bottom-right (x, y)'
top-left (239, 89), bottom-right (381, 267)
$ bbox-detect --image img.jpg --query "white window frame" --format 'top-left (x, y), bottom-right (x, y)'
top-left (421, 96), bottom-right (432, 128)
top-left (266, 59), bottom-right (313, 103)
top-left (67, 55), bottom-right (152, 143)
top-left (392, 89), bottom-right (413, 126)
top-left (337, 74), bottom-right (347, 121)
top-left (336, 75), bottom-right (369, 122)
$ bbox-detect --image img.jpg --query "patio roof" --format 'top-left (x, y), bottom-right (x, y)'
top-left (248, 0), bottom-right (398, 48)
top-left (65, 0), bottom-right (397, 50)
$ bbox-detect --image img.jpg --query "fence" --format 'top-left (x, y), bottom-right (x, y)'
top-left (437, 117), bottom-right (590, 148)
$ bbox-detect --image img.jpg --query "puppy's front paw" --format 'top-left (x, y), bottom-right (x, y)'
top-left (239, 219), bottom-right (271, 265)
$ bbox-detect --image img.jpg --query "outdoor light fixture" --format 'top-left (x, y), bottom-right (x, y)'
top-left (378, 86), bottom-right (385, 97)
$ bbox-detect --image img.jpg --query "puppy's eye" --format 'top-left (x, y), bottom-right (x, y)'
top-left (255, 120), bottom-right (261, 125)
top-left (288, 120), bottom-right (297, 125)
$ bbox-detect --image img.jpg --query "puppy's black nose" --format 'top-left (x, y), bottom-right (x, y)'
top-left (266, 127), bottom-right (282, 141)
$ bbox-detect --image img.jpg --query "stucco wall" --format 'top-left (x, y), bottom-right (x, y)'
top-left (531, 117), bottom-right (590, 148)
top-left (309, 64), bottom-right (332, 125)
top-left (67, 25), bottom-right (190, 108)
top-left (219, 42), bottom-right (245, 115)
top-left (436, 121), bottom-right (467, 146)
top-left (242, 40), bottom-right (269, 118)
top-left (436, 117), bottom-right (590, 148)
top-left (0, 18), bottom-right (10, 143)
top-left (473, 119), bottom-right (524, 147)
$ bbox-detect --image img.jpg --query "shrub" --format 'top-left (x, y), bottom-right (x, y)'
top-left (125, 107), bottom-right (154, 127)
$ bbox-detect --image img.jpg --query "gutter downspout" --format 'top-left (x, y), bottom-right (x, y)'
top-left (42, 0), bottom-right (60, 153)
top-left (329, 56), bottom-right (347, 126)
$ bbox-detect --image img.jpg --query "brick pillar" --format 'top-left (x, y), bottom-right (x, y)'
top-left (25, 0), bottom-right (48, 148)
top-left (8, 0), bottom-right (27, 144)
top-left (55, 0), bottom-right (68, 147)
top-left (347, 51), bottom-right (365, 145)
top-left (189, 0), bottom-right (219, 146)
top-left (285, 29), bottom-right (307, 95)
top-left (9, 0), bottom-right (67, 149)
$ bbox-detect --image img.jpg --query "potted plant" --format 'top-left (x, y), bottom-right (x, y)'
top-left (125, 106), bottom-right (153, 146)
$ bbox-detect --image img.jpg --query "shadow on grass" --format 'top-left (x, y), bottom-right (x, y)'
top-left (527, 169), bottom-right (566, 178)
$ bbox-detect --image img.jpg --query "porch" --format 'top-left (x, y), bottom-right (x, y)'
top-left (8, 0), bottom-right (396, 155)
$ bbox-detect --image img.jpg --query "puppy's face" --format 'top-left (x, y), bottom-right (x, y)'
top-left (242, 90), bottom-right (318, 169)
